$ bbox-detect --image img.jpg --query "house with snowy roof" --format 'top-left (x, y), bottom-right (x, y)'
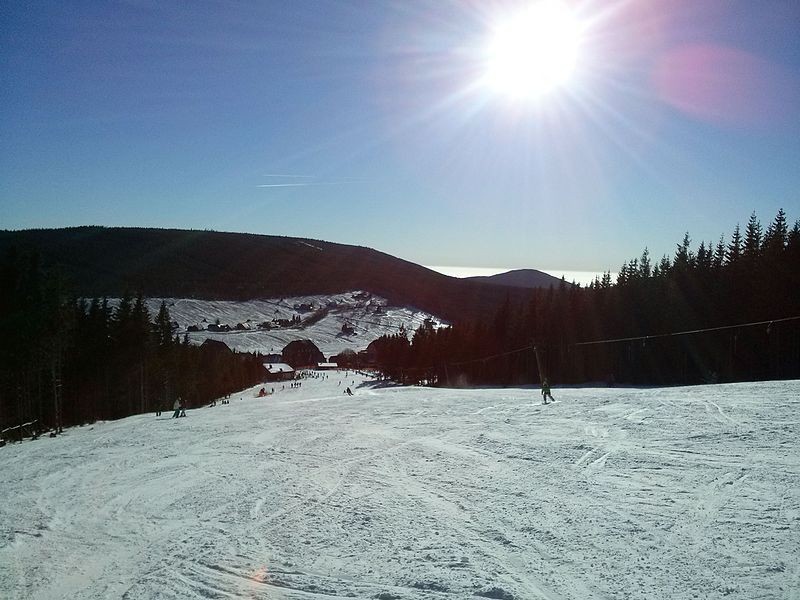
top-left (263, 363), bottom-right (295, 382)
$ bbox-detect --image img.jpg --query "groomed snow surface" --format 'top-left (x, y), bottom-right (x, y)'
top-left (2, 376), bottom-right (799, 600)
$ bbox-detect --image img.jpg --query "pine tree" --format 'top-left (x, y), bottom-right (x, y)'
top-left (616, 263), bottom-right (629, 286)
top-left (696, 241), bottom-right (712, 272)
top-left (657, 255), bottom-right (671, 277)
top-left (155, 301), bottom-right (175, 348)
top-left (743, 212), bottom-right (762, 260)
top-left (674, 233), bottom-right (693, 271)
top-left (638, 248), bottom-right (651, 279)
top-left (726, 224), bottom-right (742, 265)
top-left (713, 236), bottom-right (725, 270)
top-left (114, 292), bottom-right (132, 337)
top-left (762, 208), bottom-right (788, 259)
top-left (131, 294), bottom-right (151, 352)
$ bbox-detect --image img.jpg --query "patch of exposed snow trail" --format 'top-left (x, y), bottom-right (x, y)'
top-left (1, 378), bottom-right (799, 599)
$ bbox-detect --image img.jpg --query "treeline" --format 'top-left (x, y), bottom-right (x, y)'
top-left (372, 210), bottom-right (800, 387)
top-left (0, 249), bottom-right (265, 435)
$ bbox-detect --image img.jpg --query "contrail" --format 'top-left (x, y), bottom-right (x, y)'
top-left (256, 181), bottom-right (350, 188)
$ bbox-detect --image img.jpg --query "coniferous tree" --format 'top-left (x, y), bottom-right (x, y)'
top-left (726, 224), bottom-right (743, 265)
top-left (762, 208), bottom-right (788, 259)
top-left (713, 237), bottom-right (726, 270)
top-left (743, 212), bottom-right (762, 260)
top-left (638, 248), bottom-right (652, 278)
top-left (674, 233), bottom-right (694, 272)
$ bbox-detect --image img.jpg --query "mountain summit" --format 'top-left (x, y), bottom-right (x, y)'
top-left (465, 268), bottom-right (566, 289)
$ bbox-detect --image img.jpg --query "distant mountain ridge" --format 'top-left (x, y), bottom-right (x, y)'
top-left (465, 269), bottom-right (566, 289)
top-left (0, 226), bottom-right (538, 324)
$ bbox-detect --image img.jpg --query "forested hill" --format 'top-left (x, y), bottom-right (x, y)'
top-left (0, 227), bottom-right (534, 324)
top-left (466, 268), bottom-right (566, 288)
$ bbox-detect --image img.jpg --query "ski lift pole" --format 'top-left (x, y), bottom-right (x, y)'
top-left (533, 343), bottom-right (546, 384)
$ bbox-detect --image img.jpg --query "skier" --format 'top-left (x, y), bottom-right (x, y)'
top-left (346, 387), bottom-right (353, 396)
top-left (541, 379), bottom-right (554, 404)
top-left (172, 398), bottom-right (181, 418)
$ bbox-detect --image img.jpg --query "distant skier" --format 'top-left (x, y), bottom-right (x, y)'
top-left (345, 387), bottom-right (353, 396)
top-left (541, 379), bottom-right (554, 404)
top-left (172, 398), bottom-right (181, 418)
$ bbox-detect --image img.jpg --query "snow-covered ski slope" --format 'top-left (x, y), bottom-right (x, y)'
top-left (2, 377), bottom-right (799, 600)
top-left (137, 293), bottom-right (442, 357)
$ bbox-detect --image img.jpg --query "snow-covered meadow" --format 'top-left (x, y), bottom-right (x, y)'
top-left (133, 293), bottom-right (442, 358)
top-left (1, 376), bottom-right (798, 599)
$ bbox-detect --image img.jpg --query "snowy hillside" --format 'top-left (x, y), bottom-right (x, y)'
top-left (1, 377), bottom-right (798, 599)
top-left (133, 292), bottom-right (444, 358)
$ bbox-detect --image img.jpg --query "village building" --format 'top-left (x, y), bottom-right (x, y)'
top-left (262, 363), bottom-right (295, 382)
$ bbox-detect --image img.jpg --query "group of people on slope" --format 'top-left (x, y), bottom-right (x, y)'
top-left (155, 398), bottom-right (186, 418)
top-left (172, 398), bottom-right (186, 418)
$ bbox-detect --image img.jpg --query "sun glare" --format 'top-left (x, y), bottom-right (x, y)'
top-left (484, 1), bottom-right (581, 100)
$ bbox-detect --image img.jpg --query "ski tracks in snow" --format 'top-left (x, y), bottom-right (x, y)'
top-left (2, 378), bottom-right (799, 599)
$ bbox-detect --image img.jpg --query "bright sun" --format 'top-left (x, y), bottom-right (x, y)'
top-left (484, 1), bottom-right (582, 100)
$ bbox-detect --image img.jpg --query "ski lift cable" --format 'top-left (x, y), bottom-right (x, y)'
top-left (572, 315), bottom-right (800, 347)
top-left (448, 343), bottom-right (536, 367)
top-left (397, 314), bottom-right (800, 374)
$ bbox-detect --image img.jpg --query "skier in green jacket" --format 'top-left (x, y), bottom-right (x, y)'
top-left (541, 378), bottom-right (554, 404)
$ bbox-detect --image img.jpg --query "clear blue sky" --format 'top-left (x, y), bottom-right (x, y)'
top-left (2, 1), bottom-right (799, 274)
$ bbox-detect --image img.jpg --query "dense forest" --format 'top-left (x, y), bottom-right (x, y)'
top-left (371, 210), bottom-right (800, 387)
top-left (0, 254), bottom-right (264, 438)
